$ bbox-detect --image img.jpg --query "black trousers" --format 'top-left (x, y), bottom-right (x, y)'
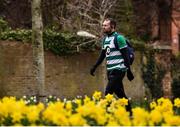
top-left (105, 69), bottom-right (132, 114)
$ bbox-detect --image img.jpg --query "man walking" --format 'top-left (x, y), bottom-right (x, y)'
top-left (90, 18), bottom-right (134, 115)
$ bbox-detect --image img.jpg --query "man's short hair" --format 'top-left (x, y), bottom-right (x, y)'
top-left (104, 18), bottom-right (116, 29)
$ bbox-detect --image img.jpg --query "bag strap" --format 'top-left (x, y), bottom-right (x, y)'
top-left (126, 39), bottom-right (132, 48)
top-left (114, 33), bottom-right (133, 49)
top-left (114, 33), bottom-right (119, 50)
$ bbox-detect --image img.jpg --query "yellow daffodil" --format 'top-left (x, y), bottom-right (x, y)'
top-left (163, 113), bottom-right (180, 126)
top-left (113, 106), bottom-right (131, 126)
top-left (118, 98), bottom-right (128, 107)
top-left (51, 112), bottom-right (69, 125)
top-left (65, 101), bottom-right (72, 110)
top-left (150, 101), bottom-right (157, 109)
top-left (106, 114), bottom-right (119, 126)
top-left (97, 99), bottom-right (108, 109)
top-left (83, 95), bottom-right (91, 104)
top-left (92, 91), bottom-right (102, 101)
top-left (174, 98), bottom-right (180, 108)
top-left (132, 107), bottom-right (149, 126)
top-left (74, 98), bottom-right (82, 107)
top-left (11, 112), bottom-right (23, 123)
top-left (69, 114), bottom-right (86, 126)
top-left (26, 105), bottom-right (42, 123)
top-left (0, 94), bottom-right (180, 126)
top-left (105, 94), bottom-right (114, 103)
top-left (149, 110), bottom-right (162, 125)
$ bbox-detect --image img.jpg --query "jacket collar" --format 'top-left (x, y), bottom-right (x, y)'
top-left (107, 31), bottom-right (116, 37)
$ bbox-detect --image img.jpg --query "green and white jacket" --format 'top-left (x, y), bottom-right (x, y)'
top-left (102, 32), bottom-right (128, 71)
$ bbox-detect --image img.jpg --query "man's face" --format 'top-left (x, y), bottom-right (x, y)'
top-left (102, 20), bottom-right (112, 34)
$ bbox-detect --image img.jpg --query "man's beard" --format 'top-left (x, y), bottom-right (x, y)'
top-left (104, 30), bottom-right (113, 35)
top-left (103, 29), bottom-right (112, 34)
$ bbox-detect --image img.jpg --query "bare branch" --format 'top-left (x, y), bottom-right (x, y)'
top-left (78, 12), bottom-right (100, 23)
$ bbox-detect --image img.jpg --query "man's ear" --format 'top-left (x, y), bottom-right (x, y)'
top-left (110, 25), bottom-right (115, 29)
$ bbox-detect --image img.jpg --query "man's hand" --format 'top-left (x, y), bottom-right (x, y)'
top-left (127, 69), bottom-right (134, 81)
top-left (90, 66), bottom-right (96, 76)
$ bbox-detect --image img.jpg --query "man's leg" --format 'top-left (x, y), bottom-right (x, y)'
top-left (105, 82), bottom-right (114, 95)
top-left (112, 70), bottom-right (132, 116)
top-left (105, 71), bottom-right (114, 95)
top-left (114, 83), bottom-right (132, 115)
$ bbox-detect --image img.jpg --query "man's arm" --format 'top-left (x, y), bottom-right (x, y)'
top-left (120, 47), bottom-right (134, 81)
top-left (117, 35), bottom-right (134, 81)
top-left (90, 49), bottom-right (106, 76)
top-left (120, 48), bottom-right (130, 69)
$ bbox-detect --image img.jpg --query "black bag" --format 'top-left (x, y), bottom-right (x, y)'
top-left (114, 34), bottom-right (134, 65)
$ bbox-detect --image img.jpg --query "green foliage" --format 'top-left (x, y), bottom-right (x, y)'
top-left (172, 79), bottom-right (180, 98)
top-left (0, 29), bottom-right (75, 55)
top-left (140, 33), bottom-right (151, 42)
top-left (2, 115), bottom-right (13, 126)
top-left (20, 118), bottom-right (31, 126)
top-left (110, 0), bottom-right (136, 38)
top-left (43, 29), bottom-right (75, 55)
top-left (0, 18), bottom-right (32, 42)
top-left (0, 17), bottom-right (144, 55)
top-left (0, 17), bottom-right (10, 33)
top-left (142, 49), bottom-right (165, 99)
top-left (0, 17), bottom-right (99, 55)
top-left (128, 38), bottom-right (146, 51)
top-left (0, 29), bottom-right (32, 42)
top-left (45, 95), bottom-right (60, 103)
top-left (171, 55), bottom-right (180, 98)
top-left (0, 29), bottom-right (98, 55)
top-left (131, 99), bottom-right (150, 110)
top-left (22, 96), bottom-right (37, 105)
top-left (0, 20), bottom-right (94, 55)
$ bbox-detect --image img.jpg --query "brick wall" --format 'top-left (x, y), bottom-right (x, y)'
top-left (0, 41), bottom-right (145, 100)
top-left (171, 0), bottom-right (180, 54)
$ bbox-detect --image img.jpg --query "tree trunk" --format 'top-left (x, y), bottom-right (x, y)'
top-left (31, 0), bottom-right (45, 102)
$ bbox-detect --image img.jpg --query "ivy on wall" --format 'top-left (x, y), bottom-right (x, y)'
top-left (0, 18), bottom-right (145, 55)
top-left (141, 49), bottom-right (166, 99)
top-left (0, 18), bottom-right (97, 55)
top-left (171, 55), bottom-right (180, 98)
top-left (142, 48), bottom-right (180, 99)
